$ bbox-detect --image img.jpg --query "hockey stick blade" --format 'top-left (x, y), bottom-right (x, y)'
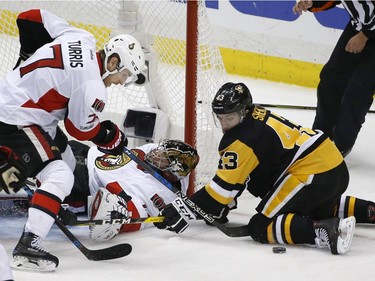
top-left (23, 185), bottom-right (133, 260)
top-left (68, 216), bottom-right (164, 226)
top-left (123, 147), bottom-right (251, 238)
top-left (55, 219), bottom-right (132, 261)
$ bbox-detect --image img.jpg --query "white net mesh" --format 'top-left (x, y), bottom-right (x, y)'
top-left (0, 0), bottom-right (227, 189)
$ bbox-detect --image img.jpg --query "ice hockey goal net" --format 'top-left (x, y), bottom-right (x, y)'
top-left (0, 0), bottom-right (227, 194)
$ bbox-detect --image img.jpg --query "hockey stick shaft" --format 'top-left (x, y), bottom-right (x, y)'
top-left (68, 216), bottom-right (164, 226)
top-left (54, 218), bottom-right (132, 261)
top-left (122, 147), bottom-right (251, 237)
top-left (23, 185), bottom-right (132, 261)
top-left (256, 103), bottom-right (375, 113)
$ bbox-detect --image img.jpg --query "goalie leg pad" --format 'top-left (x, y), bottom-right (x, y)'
top-left (89, 188), bottom-right (129, 242)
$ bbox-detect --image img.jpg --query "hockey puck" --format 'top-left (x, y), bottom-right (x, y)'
top-left (272, 246), bottom-right (286, 254)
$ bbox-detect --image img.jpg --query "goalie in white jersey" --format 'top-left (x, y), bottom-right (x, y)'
top-left (66, 139), bottom-right (199, 241)
top-left (0, 9), bottom-right (146, 272)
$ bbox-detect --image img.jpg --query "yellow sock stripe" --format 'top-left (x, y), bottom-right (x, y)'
top-left (347, 196), bottom-right (356, 217)
top-left (284, 214), bottom-right (295, 245)
top-left (267, 221), bottom-right (276, 244)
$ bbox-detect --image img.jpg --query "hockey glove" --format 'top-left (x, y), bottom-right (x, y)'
top-left (154, 198), bottom-right (195, 234)
top-left (0, 146), bottom-right (28, 194)
top-left (95, 120), bottom-right (128, 155)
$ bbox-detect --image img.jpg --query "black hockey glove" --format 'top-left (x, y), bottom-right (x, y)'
top-left (0, 146), bottom-right (28, 194)
top-left (154, 198), bottom-right (194, 234)
top-left (94, 121), bottom-right (128, 155)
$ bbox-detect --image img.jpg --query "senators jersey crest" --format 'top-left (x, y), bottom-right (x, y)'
top-left (95, 150), bottom-right (141, 170)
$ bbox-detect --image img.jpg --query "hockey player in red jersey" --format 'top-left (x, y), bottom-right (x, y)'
top-left (155, 82), bottom-right (375, 255)
top-left (64, 139), bottom-right (199, 241)
top-left (0, 9), bottom-right (146, 272)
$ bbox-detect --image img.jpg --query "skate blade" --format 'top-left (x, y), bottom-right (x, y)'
top-left (337, 216), bottom-right (356, 254)
top-left (10, 255), bottom-right (57, 273)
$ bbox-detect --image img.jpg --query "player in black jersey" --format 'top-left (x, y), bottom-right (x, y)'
top-left (156, 82), bottom-right (375, 255)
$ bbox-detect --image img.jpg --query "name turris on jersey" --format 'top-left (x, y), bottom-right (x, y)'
top-left (68, 40), bottom-right (83, 68)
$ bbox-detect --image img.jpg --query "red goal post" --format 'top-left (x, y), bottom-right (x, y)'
top-left (0, 0), bottom-right (227, 196)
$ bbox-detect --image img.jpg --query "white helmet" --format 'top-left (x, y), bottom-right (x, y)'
top-left (102, 34), bottom-right (146, 85)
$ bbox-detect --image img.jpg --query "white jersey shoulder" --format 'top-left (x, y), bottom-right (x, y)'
top-left (0, 9), bottom-right (106, 140)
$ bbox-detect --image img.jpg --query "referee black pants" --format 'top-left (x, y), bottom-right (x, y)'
top-left (312, 23), bottom-right (375, 153)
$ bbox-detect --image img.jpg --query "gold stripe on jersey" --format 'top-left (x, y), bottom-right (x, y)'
top-left (205, 139), bottom-right (259, 205)
top-left (205, 180), bottom-right (240, 205)
top-left (287, 138), bottom-right (343, 175)
top-left (262, 174), bottom-right (313, 218)
top-left (217, 139), bottom-right (259, 184)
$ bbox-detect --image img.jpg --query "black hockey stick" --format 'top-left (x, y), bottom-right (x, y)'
top-left (67, 215), bottom-right (164, 226)
top-left (23, 185), bottom-right (132, 261)
top-left (122, 147), bottom-right (251, 238)
top-left (256, 103), bottom-right (375, 113)
top-left (54, 218), bottom-right (132, 261)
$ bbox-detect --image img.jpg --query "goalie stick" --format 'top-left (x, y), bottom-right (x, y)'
top-left (122, 147), bottom-right (251, 238)
top-left (256, 103), bottom-right (375, 113)
top-left (54, 219), bottom-right (132, 261)
top-left (23, 185), bottom-right (132, 261)
top-left (67, 215), bottom-right (164, 226)
top-left (57, 202), bottom-right (165, 226)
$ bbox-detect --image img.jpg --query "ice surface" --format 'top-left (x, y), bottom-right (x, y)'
top-left (1, 76), bottom-right (375, 281)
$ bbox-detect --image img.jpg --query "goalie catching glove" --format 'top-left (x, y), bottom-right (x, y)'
top-left (0, 146), bottom-right (28, 194)
top-left (89, 188), bottom-right (130, 242)
top-left (92, 120), bottom-right (128, 156)
top-left (154, 198), bottom-right (196, 234)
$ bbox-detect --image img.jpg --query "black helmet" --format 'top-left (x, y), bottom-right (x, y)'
top-left (212, 82), bottom-right (252, 114)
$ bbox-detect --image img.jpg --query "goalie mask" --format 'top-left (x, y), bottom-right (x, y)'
top-left (102, 34), bottom-right (146, 86)
top-left (145, 140), bottom-right (199, 181)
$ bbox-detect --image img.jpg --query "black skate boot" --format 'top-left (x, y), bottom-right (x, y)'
top-left (10, 231), bottom-right (59, 272)
top-left (314, 216), bottom-right (355, 255)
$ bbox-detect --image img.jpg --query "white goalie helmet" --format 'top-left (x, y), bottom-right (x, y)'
top-left (103, 34), bottom-right (146, 86)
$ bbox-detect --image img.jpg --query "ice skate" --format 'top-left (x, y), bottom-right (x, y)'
top-left (10, 231), bottom-right (59, 272)
top-left (314, 216), bottom-right (356, 255)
